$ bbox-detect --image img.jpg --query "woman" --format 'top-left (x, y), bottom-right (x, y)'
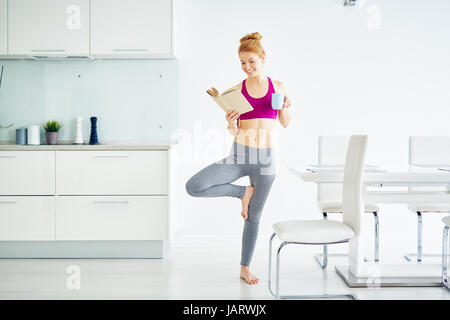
top-left (185, 32), bottom-right (292, 285)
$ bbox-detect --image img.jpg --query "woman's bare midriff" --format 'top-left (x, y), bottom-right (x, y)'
top-left (234, 118), bottom-right (276, 148)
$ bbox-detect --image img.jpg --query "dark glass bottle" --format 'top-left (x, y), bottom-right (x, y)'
top-left (89, 116), bottom-right (99, 145)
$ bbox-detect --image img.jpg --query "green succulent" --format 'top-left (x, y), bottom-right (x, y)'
top-left (44, 120), bottom-right (62, 132)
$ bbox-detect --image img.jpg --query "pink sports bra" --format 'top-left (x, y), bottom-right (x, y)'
top-left (239, 77), bottom-right (278, 120)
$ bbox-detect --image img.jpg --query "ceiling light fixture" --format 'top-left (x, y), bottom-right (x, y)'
top-left (343, 0), bottom-right (360, 6)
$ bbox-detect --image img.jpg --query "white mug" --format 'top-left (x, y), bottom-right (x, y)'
top-left (271, 93), bottom-right (284, 110)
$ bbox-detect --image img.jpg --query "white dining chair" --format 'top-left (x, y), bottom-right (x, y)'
top-left (268, 135), bottom-right (368, 300)
top-left (442, 216), bottom-right (450, 291)
top-left (315, 135), bottom-right (380, 268)
top-left (405, 136), bottom-right (450, 263)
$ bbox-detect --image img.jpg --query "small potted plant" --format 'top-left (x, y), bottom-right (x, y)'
top-left (44, 120), bottom-right (62, 145)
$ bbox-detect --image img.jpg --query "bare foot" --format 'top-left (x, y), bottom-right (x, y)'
top-left (241, 186), bottom-right (255, 220)
top-left (240, 266), bottom-right (259, 285)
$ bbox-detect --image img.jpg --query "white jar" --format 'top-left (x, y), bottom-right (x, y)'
top-left (27, 125), bottom-right (40, 145)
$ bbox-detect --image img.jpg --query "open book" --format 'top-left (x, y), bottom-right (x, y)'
top-left (206, 87), bottom-right (254, 114)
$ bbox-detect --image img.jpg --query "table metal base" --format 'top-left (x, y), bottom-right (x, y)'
top-left (404, 253), bottom-right (448, 263)
top-left (315, 253), bottom-right (370, 268)
top-left (335, 265), bottom-right (443, 287)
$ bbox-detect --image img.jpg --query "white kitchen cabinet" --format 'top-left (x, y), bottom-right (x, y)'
top-left (0, 145), bottom-right (177, 257)
top-left (8, 0), bottom-right (89, 57)
top-left (0, 151), bottom-right (55, 195)
top-left (90, 0), bottom-right (172, 58)
top-left (56, 196), bottom-right (168, 240)
top-left (56, 150), bottom-right (168, 195)
top-left (0, 0), bottom-right (6, 55)
top-left (0, 196), bottom-right (55, 240)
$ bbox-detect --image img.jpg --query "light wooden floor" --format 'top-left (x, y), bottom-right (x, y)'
top-left (0, 237), bottom-right (449, 300)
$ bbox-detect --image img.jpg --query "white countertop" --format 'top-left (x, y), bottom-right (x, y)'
top-left (0, 140), bottom-right (179, 150)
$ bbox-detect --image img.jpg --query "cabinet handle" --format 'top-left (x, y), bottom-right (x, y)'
top-left (93, 201), bottom-right (129, 204)
top-left (93, 155), bottom-right (129, 158)
top-left (31, 49), bottom-right (66, 52)
top-left (0, 156), bottom-right (16, 158)
top-left (112, 49), bottom-right (148, 52)
top-left (0, 201), bottom-right (17, 204)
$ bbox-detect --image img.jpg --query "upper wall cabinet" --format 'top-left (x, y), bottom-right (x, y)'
top-left (0, 0), bottom-right (6, 55)
top-left (8, 0), bottom-right (89, 57)
top-left (90, 0), bottom-right (172, 58)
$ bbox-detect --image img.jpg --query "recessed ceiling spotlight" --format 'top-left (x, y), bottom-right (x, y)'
top-left (334, 0), bottom-right (361, 6)
top-left (343, 0), bottom-right (360, 6)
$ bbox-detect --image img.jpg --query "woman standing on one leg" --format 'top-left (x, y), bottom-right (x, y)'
top-left (185, 32), bottom-right (292, 285)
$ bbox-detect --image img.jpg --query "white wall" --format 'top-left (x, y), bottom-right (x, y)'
top-left (173, 0), bottom-right (450, 254)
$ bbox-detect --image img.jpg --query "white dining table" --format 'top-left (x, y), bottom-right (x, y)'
top-left (287, 165), bottom-right (450, 287)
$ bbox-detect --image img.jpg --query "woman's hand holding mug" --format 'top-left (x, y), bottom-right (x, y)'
top-left (282, 96), bottom-right (292, 109)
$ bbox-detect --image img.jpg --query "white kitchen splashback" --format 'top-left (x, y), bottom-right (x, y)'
top-left (0, 59), bottom-right (179, 142)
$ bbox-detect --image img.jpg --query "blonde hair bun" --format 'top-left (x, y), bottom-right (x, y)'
top-left (238, 32), bottom-right (266, 59)
top-left (240, 32), bottom-right (262, 43)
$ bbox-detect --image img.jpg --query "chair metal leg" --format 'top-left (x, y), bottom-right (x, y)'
top-left (315, 213), bottom-right (329, 269)
top-left (404, 211), bottom-right (423, 262)
top-left (315, 211), bottom-right (377, 268)
top-left (403, 211), bottom-right (445, 263)
top-left (268, 233), bottom-right (357, 300)
top-left (275, 241), bottom-right (288, 299)
top-left (373, 212), bottom-right (379, 263)
top-left (418, 212), bottom-right (423, 262)
top-left (268, 233), bottom-right (276, 298)
top-left (443, 225), bottom-right (450, 291)
top-left (322, 243), bottom-right (328, 268)
top-left (404, 212), bottom-right (449, 263)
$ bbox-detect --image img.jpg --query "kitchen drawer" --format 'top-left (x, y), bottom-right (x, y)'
top-left (0, 196), bottom-right (55, 240)
top-left (0, 151), bottom-right (55, 195)
top-left (56, 150), bottom-right (167, 195)
top-left (55, 196), bottom-right (169, 240)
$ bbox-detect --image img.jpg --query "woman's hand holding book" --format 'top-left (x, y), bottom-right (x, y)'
top-left (226, 109), bottom-right (240, 124)
top-left (226, 109), bottom-right (240, 136)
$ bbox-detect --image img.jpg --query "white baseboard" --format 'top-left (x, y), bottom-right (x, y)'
top-left (171, 234), bottom-right (242, 247)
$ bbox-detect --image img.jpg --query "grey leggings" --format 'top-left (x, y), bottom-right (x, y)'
top-left (185, 141), bottom-right (277, 266)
